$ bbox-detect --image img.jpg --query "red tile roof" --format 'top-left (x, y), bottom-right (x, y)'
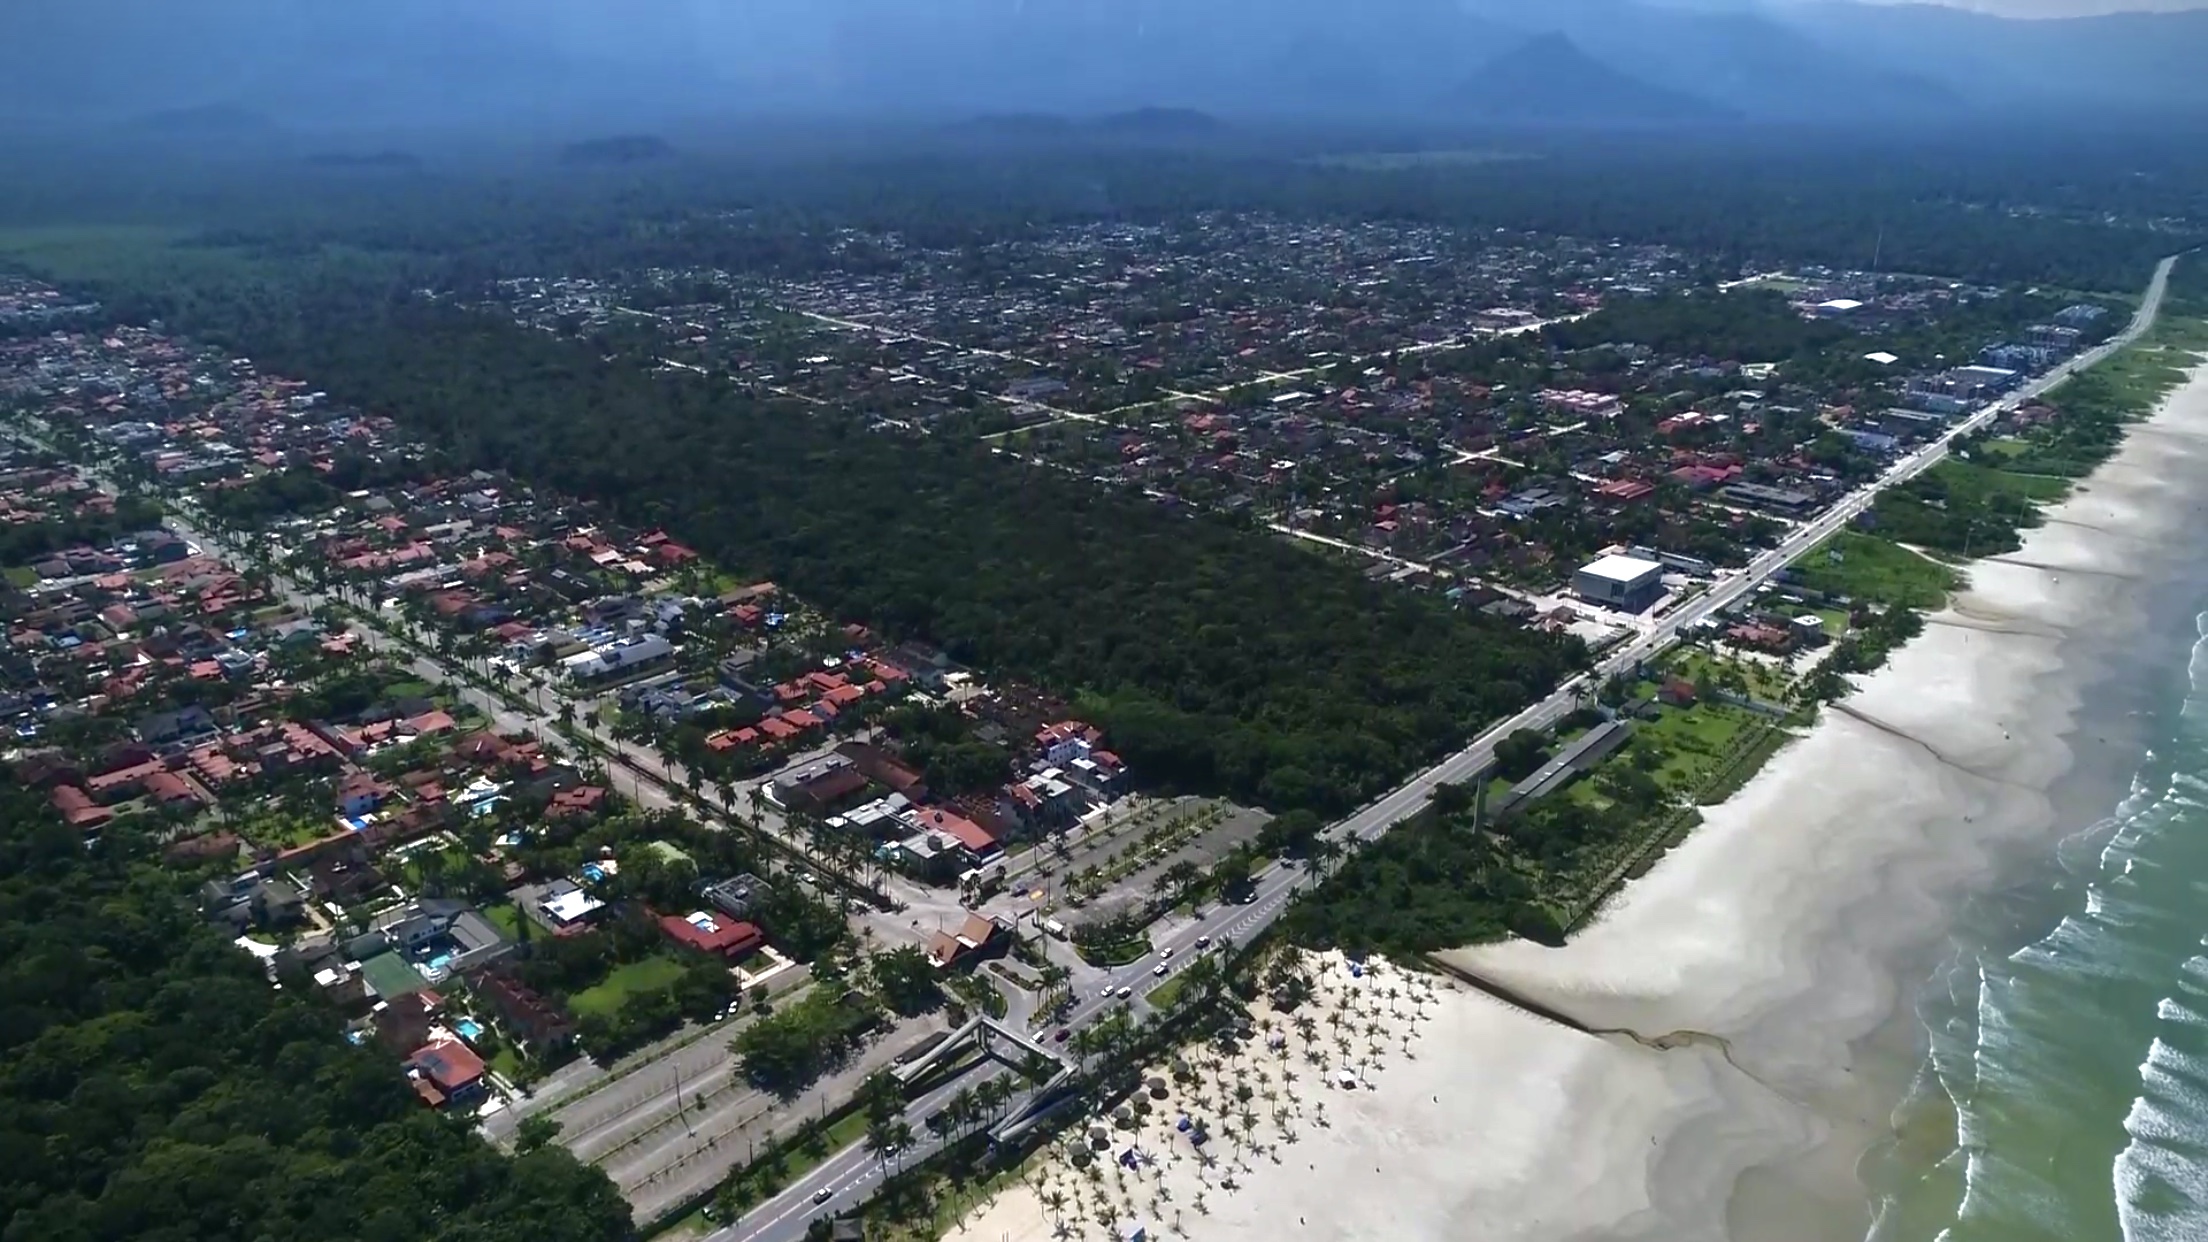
top-left (913, 807), bottom-right (997, 854)
top-left (409, 1038), bottom-right (485, 1094)
top-left (658, 911), bottom-right (765, 959)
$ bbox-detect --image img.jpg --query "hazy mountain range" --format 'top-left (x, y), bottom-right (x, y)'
top-left (1, 0), bottom-right (2204, 135)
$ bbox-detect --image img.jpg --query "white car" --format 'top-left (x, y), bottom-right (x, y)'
top-left (1160, 947), bottom-right (1174, 960)
top-left (1153, 963), bottom-right (1170, 977)
top-left (812, 1187), bottom-right (834, 1204)
top-left (1116, 985), bottom-right (1133, 999)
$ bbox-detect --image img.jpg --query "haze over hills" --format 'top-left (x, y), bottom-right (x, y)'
top-left (1450, 33), bottom-right (1739, 124)
top-left (1771, 2), bottom-right (2208, 114)
top-left (0, 0), bottom-right (2203, 134)
top-left (1469, 0), bottom-right (1965, 121)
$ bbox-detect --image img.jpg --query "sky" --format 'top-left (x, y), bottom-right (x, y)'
top-left (1890, 0), bottom-right (2208, 12)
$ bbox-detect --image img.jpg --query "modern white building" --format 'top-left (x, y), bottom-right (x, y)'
top-left (1572, 554), bottom-right (1666, 613)
top-left (559, 633), bottom-right (673, 682)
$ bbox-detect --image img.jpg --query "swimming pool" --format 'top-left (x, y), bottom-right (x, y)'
top-left (454, 1019), bottom-right (484, 1042)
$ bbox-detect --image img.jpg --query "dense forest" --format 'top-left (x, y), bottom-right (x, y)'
top-left (0, 779), bottom-right (635, 1242)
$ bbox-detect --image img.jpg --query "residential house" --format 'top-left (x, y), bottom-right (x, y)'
top-left (771, 756), bottom-right (870, 816)
top-left (134, 703), bottom-right (216, 745)
top-left (200, 872), bottom-right (308, 933)
top-left (471, 967), bottom-right (577, 1053)
top-left (534, 878), bottom-right (605, 934)
top-left (49, 784), bottom-right (114, 831)
top-left (657, 909), bottom-right (766, 961)
top-left (925, 912), bottom-right (1012, 971)
top-left (1000, 768), bottom-right (1082, 834)
top-left (406, 1037), bottom-right (487, 1109)
top-left (337, 771), bottom-right (392, 819)
top-left (372, 990), bottom-right (446, 1054)
top-left (836, 740), bottom-right (929, 802)
top-left (702, 873), bottom-right (773, 924)
top-left (897, 806), bottom-right (1001, 882)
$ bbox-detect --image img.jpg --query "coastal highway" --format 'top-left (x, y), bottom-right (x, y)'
top-left (714, 253), bottom-right (2184, 1242)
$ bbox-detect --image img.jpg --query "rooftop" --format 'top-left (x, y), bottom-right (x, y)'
top-left (1577, 553), bottom-right (1664, 584)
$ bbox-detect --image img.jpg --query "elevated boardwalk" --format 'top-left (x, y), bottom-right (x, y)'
top-left (892, 1016), bottom-right (1066, 1087)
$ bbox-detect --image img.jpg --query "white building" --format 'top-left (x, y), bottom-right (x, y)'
top-left (1571, 554), bottom-right (1665, 613)
top-left (560, 633), bottom-right (673, 682)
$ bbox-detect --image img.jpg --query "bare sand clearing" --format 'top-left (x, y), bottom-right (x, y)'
top-left (951, 363), bottom-right (2208, 1242)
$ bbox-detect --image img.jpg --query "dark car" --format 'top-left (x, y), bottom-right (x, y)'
top-left (1054, 1028), bottom-right (1071, 1043)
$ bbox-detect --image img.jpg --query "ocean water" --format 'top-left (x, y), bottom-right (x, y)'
top-left (1865, 611), bottom-right (2208, 1242)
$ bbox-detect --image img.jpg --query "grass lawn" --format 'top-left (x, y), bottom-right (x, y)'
top-left (1697, 726), bottom-right (1792, 806)
top-left (646, 1210), bottom-right (710, 1242)
top-left (2076, 318), bottom-right (2208, 408)
top-left (1670, 648), bottom-right (1791, 702)
top-left (1074, 934), bottom-right (1152, 968)
top-left (1632, 702), bottom-right (1765, 798)
top-left (385, 678), bottom-right (436, 701)
top-left (1932, 458), bottom-right (2071, 505)
top-left (487, 1042), bottom-right (527, 1085)
top-left (570, 956), bottom-right (690, 1018)
top-left (1789, 531), bottom-right (1961, 611)
top-left (1146, 973), bottom-right (1189, 1010)
top-left (2, 565), bottom-right (35, 588)
top-left (235, 806), bottom-right (343, 851)
top-left (482, 902), bottom-right (524, 940)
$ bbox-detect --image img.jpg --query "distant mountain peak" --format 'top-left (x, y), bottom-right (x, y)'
top-left (1451, 31), bottom-right (1735, 124)
top-left (1095, 106), bottom-right (1225, 133)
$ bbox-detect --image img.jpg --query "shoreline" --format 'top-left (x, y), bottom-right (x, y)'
top-left (946, 355), bottom-right (2208, 1242)
top-left (1437, 356), bottom-right (2208, 1242)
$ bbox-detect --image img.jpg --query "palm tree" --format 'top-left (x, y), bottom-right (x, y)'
top-left (864, 1115), bottom-right (910, 1171)
top-left (946, 1086), bottom-right (978, 1135)
top-left (1310, 835), bottom-right (1345, 878)
top-left (976, 1075), bottom-right (1011, 1122)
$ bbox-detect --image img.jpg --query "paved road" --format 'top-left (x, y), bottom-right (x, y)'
top-left (710, 253), bottom-right (2184, 1242)
top-left (716, 1068), bottom-right (997, 1242)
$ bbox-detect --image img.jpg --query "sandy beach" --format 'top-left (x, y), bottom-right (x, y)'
top-left (950, 360), bottom-right (2208, 1242)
